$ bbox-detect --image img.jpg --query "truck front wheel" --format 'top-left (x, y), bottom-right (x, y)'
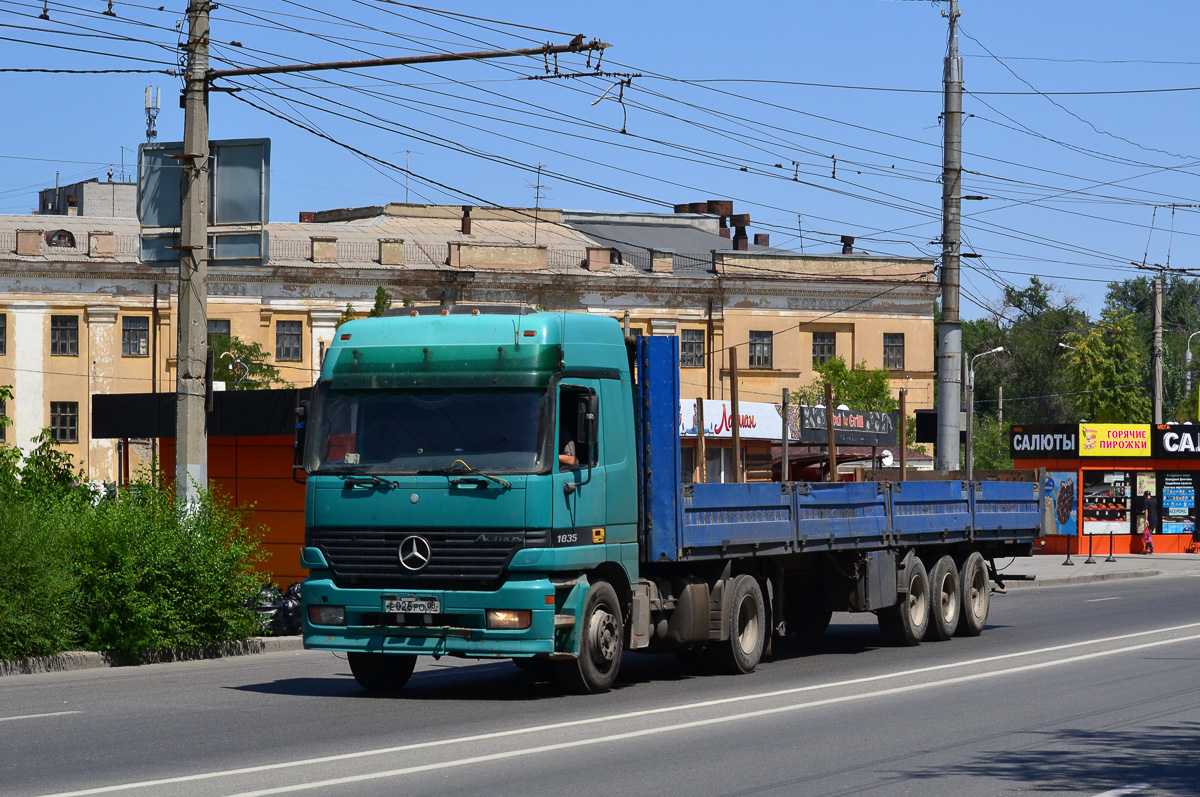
top-left (710, 575), bottom-right (765, 675)
top-left (556, 580), bottom-right (623, 694)
top-left (347, 652), bottom-right (417, 693)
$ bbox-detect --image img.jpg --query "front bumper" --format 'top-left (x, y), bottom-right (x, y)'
top-left (301, 575), bottom-right (560, 657)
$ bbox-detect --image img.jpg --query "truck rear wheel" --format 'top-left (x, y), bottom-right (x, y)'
top-left (926, 555), bottom-right (960, 642)
top-left (955, 552), bottom-right (990, 637)
top-left (556, 580), bottom-right (623, 694)
top-left (347, 652), bottom-right (417, 693)
top-left (710, 575), bottom-right (765, 674)
top-left (877, 556), bottom-right (929, 646)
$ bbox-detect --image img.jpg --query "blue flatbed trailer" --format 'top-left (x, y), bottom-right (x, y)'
top-left (299, 310), bottom-right (1043, 693)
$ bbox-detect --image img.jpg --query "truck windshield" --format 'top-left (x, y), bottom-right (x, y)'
top-left (308, 385), bottom-right (548, 474)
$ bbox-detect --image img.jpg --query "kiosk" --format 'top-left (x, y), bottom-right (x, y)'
top-left (1010, 422), bottom-right (1200, 555)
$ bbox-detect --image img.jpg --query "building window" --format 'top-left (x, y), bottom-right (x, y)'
top-left (207, 319), bottom-right (231, 346)
top-left (47, 229), bottom-right (75, 248)
top-left (812, 332), bottom-right (835, 365)
top-left (884, 333), bottom-right (905, 370)
top-left (748, 331), bottom-right (773, 370)
top-left (0, 313), bottom-right (6, 356)
top-left (276, 320), bottom-right (302, 362)
top-left (122, 316), bottom-right (149, 357)
top-left (50, 401), bottom-right (78, 443)
top-left (50, 315), bottom-right (79, 356)
top-left (680, 329), bottom-right (705, 368)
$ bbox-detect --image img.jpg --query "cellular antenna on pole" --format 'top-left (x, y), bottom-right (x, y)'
top-left (144, 85), bottom-right (161, 142)
top-left (526, 163), bottom-right (550, 245)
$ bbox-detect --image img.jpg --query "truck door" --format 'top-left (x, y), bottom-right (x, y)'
top-left (552, 383), bottom-right (607, 547)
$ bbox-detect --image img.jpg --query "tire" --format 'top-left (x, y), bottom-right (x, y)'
top-left (555, 580), bottom-right (623, 694)
top-left (347, 652), bottom-right (417, 693)
top-left (877, 556), bottom-right (929, 646)
top-left (710, 575), bottom-right (766, 675)
top-left (926, 555), bottom-right (960, 642)
top-left (955, 552), bottom-right (990, 637)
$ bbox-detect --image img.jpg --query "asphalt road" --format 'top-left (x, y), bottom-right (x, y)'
top-left (3, 573), bottom-right (1199, 797)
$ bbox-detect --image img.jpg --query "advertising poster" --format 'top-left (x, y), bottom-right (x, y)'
top-left (1161, 472), bottom-right (1196, 536)
top-left (1079, 424), bottom-right (1150, 457)
top-left (1042, 471), bottom-right (1078, 536)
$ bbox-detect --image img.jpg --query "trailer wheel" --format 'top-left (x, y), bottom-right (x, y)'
top-left (556, 580), bottom-right (623, 694)
top-left (710, 575), bottom-right (765, 674)
top-left (877, 556), bottom-right (929, 646)
top-left (347, 652), bottom-right (417, 693)
top-left (926, 555), bottom-right (960, 642)
top-left (955, 552), bottom-right (990, 637)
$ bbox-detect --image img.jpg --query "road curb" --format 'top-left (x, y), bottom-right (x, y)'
top-left (1006, 569), bottom-right (1161, 589)
top-left (0, 636), bottom-right (304, 677)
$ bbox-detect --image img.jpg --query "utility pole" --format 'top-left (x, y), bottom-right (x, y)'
top-left (936, 0), bottom-right (964, 472)
top-left (1153, 274), bottom-right (1164, 423)
top-left (175, 0), bottom-right (210, 505)
top-left (998, 384), bottom-right (1003, 424)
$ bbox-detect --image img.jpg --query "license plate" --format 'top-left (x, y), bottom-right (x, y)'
top-left (384, 597), bottom-right (440, 614)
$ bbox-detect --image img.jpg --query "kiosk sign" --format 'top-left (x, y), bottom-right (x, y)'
top-left (1153, 425), bottom-right (1200, 458)
top-left (1079, 423), bottom-right (1149, 457)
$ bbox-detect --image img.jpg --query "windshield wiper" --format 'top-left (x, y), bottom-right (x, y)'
top-left (421, 459), bottom-right (512, 490)
top-left (315, 466), bottom-right (398, 489)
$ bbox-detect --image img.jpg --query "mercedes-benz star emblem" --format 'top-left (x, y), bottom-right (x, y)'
top-left (398, 535), bottom-right (432, 572)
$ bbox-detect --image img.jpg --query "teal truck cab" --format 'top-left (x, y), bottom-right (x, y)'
top-left (298, 307), bottom-right (1041, 693)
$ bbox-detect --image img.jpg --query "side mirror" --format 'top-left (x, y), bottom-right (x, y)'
top-left (576, 393), bottom-right (599, 446)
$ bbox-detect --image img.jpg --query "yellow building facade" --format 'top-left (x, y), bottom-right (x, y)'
top-left (0, 204), bottom-right (936, 482)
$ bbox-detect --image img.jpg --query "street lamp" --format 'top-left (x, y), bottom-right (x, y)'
top-left (966, 346), bottom-right (1004, 482)
top-left (1186, 331), bottom-right (1200, 402)
top-left (1058, 342), bottom-right (1076, 352)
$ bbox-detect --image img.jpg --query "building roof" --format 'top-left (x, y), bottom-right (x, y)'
top-left (0, 203), bottom-right (934, 283)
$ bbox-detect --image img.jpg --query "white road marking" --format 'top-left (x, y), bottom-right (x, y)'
top-left (36, 621), bottom-right (1200, 797)
top-left (0, 711), bottom-right (82, 723)
top-left (1091, 785), bottom-right (1148, 796)
top-left (1085, 597), bottom-right (1122, 602)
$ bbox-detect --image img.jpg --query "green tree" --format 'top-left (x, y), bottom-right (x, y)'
top-left (335, 303), bottom-right (357, 329)
top-left (1063, 310), bottom-right (1151, 423)
top-left (1105, 274), bottom-right (1200, 421)
top-left (210, 335), bottom-right (291, 391)
top-left (368, 287), bottom-right (393, 317)
top-left (792, 356), bottom-right (896, 412)
top-left (964, 277), bottom-right (1087, 427)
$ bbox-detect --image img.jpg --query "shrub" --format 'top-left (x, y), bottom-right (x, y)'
top-left (0, 416), bottom-right (270, 660)
top-left (0, 497), bottom-right (81, 659)
top-left (73, 480), bottom-right (268, 658)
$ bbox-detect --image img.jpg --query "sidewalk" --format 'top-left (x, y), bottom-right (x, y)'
top-left (999, 551), bottom-right (1200, 589)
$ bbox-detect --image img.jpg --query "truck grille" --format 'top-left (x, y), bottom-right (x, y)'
top-left (308, 527), bottom-right (550, 590)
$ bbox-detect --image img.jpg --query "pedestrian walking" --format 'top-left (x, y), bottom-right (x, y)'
top-left (1142, 490), bottom-right (1157, 555)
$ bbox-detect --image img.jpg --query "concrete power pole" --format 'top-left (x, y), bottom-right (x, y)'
top-left (176, 1), bottom-right (211, 505)
top-left (937, 0), bottom-right (964, 471)
top-left (1153, 275), bottom-right (1164, 423)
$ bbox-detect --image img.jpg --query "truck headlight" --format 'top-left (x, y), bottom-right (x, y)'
top-left (486, 610), bottom-right (531, 630)
top-left (307, 605), bottom-right (346, 625)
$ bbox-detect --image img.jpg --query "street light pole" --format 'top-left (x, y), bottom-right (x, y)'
top-left (966, 346), bottom-right (1004, 482)
top-left (1186, 331), bottom-right (1200, 407)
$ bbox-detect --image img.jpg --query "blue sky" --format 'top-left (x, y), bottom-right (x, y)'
top-left (4, 1), bottom-right (1200, 319)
